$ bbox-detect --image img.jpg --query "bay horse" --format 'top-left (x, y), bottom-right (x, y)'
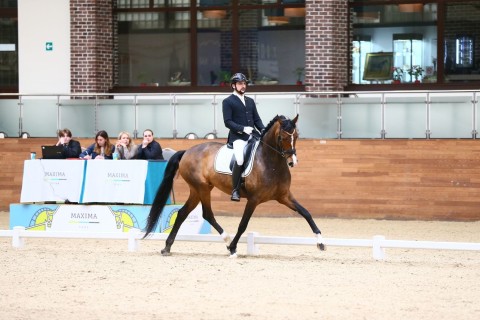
top-left (143, 114), bottom-right (325, 257)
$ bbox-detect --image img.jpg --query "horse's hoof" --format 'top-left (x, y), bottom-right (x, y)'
top-left (316, 234), bottom-right (326, 251)
top-left (226, 245), bottom-right (237, 257)
top-left (229, 253), bottom-right (238, 259)
top-left (161, 249), bottom-right (171, 256)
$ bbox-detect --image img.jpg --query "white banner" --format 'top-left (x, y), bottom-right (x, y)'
top-left (20, 160), bottom-right (85, 203)
top-left (82, 160), bottom-right (148, 204)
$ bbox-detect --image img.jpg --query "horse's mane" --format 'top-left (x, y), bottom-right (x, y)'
top-left (260, 115), bottom-right (296, 139)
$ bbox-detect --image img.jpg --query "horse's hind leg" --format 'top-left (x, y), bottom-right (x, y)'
top-left (278, 193), bottom-right (326, 251)
top-left (161, 192), bottom-right (200, 256)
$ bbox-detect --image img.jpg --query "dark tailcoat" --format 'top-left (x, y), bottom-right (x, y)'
top-left (222, 94), bottom-right (265, 144)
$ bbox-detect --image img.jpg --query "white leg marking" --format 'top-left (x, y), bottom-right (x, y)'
top-left (316, 233), bottom-right (324, 245)
top-left (221, 231), bottom-right (231, 246)
top-left (316, 233), bottom-right (326, 251)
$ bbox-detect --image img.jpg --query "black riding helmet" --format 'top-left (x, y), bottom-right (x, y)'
top-left (230, 73), bottom-right (249, 85)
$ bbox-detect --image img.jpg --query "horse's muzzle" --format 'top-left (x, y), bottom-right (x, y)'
top-left (288, 154), bottom-right (298, 167)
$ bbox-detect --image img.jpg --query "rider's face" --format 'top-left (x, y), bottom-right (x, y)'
top-left (233, 81), bottom-right (247, 94)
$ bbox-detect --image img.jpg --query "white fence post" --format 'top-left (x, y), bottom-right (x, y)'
top-left (247, 232), bottom-right (259, 255)
top-left (372, 235), bottom-right (386, 261)
top-left (128, 229), bottom-right (140, 252)
top-left (12, 226), bottom-right (25, 248)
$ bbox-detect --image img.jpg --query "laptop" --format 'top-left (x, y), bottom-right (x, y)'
top-left (41, 145), bottom-right (65, 159)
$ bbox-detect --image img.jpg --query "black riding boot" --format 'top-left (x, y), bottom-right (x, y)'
top-left (231, 163), bottom-right (243, 202)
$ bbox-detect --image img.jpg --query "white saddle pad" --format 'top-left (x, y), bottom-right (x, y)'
top-left (214, 141), bottom-right (259, 177)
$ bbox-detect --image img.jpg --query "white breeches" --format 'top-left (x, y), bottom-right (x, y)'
top-left (233, 139), bottom-right (248, 166)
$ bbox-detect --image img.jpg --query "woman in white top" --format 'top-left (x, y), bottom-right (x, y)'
top-left (114, 131), bottom-right (138, 160)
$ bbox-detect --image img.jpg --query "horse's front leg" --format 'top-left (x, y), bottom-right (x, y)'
top-left (278, 193), bottom-right (326, 251)
top-left (227, 199), bottom-right (258, 257)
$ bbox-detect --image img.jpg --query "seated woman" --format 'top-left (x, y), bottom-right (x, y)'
top-left (114, 131), bottom-right (138, 160)
top-left (79, 130), bottom-right (115, 159)
top-left (55, 128), bottom-right (82, 158)
top-left (137, 129), bottom-right (164, 160)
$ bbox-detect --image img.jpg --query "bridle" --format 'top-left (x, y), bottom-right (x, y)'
top-left (259, 126), bottom-right (297, 159)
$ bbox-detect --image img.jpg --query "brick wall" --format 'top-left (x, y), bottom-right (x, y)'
top-left (70, 0), bottom-right (114, 93)
top-left (305, 0), bottom-right (349, 92)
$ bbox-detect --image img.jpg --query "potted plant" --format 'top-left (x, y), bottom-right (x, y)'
top-left (392, 67), bottom-right (404, 84)
top-left (407, 65), bottom-right (424, 83)
top-left (219, 71), bottom-right (231, 86)
top-left (293, 67), bottom-right (305, 85)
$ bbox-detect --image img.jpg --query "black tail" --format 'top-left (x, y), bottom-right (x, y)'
top-left (143, 150), bottom-right (186, 238)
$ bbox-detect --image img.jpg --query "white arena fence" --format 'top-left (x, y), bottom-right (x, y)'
top-left (1, 227), bottom-right (480, 261)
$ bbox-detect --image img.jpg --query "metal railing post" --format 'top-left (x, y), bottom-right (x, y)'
top-left (212, 94), bottom-right (218, 137)
top-left (425, 92), bottom-right (431, 139)
top-left (18, 95), bottom-right (23, 137)
top-left (133, 95), bottom-right (139, 139)
top-left (472, 92), bottom-right (478, 139)
top-left (380, 92), bottom-right (386, 139)
top-left (56, 95), bottom-right (61, 131)
top-left (94, 94), bottom-right (99, 134)
top-left (337, 93), bottom-right (342, 139)
top-left (172, 94), bottom-right (178, 138)
top-left (294, 93), bottom-right (300, 116)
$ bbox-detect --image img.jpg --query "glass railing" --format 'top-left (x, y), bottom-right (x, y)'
top-left (0, 90), bottom-right (478, 139)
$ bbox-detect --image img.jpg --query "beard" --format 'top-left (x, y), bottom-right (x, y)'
top-left (234, 85), bottom-right (246, 95)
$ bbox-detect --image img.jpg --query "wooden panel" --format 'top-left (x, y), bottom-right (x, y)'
top-left (1, 138), bottom-right (480, 221)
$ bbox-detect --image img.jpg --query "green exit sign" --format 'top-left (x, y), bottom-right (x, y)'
top-left (45, 42), bottom-right (53, 51)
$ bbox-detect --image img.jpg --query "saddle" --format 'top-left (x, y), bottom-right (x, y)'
top-left (214, 139), bottom-right (259, 177)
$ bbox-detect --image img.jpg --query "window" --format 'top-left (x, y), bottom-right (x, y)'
top-left (350, 1), bottom-right (480, 87)
top-left (444, 1), bottom-right (480, 83)
top-left (117, 9), bottom-right (191, 87)
top-left (115, 0), bottom-right (306, 89)
top-left (0, 0), bottom-right (18, 92)
top-left (350, 2), bottom-right (438, 85)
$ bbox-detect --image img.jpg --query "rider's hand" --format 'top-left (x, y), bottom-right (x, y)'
top-left (243, 126), bottom-right (253, 134)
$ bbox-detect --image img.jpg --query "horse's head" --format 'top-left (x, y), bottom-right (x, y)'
top-left (262, 114), bottom-right (299, 167)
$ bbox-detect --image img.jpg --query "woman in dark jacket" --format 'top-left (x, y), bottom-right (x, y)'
top-left (136, 129), bottom-right (164, 160)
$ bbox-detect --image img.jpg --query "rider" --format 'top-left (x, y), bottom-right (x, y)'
top-left (222, 72), bottom-right (265, 201)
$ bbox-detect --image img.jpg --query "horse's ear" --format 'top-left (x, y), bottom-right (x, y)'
top-left (293, 114), bottom-right (299, 124)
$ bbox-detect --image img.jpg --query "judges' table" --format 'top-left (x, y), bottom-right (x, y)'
top-left (20, 160), bottom-right (168, 205)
